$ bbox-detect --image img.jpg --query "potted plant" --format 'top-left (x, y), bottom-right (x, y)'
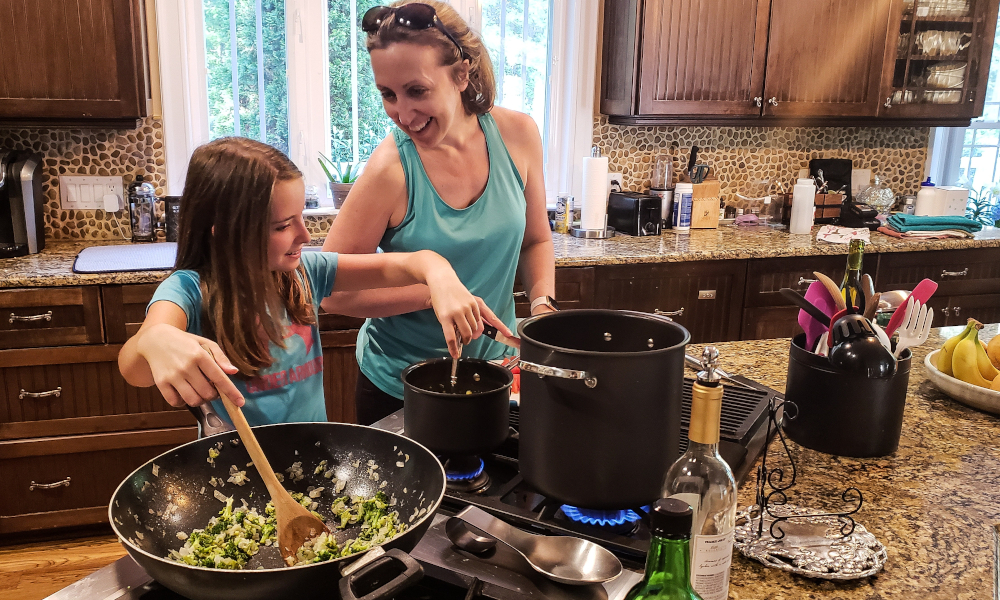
top-left (319, 154), bottom-right (360, 209)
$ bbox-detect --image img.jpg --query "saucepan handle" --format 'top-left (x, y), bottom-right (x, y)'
top-left (518, 360), bottom-right (597, 389)
top-left (186, 403), bottom-right (236, 436)
top-left (338, 549), bottom-right (424, 600)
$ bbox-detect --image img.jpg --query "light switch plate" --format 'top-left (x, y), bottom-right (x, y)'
top-left (59, 176), bottom-right (124, 210)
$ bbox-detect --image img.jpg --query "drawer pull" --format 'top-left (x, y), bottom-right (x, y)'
top-left (29, 477), bottom-right (71, 491)
top-left (797, 276), bottom-right (818, 287)
top-left (9, 310), bottom-right (53, 324)
top-left (940, 268), bottom-right (969, 278)
top-left (20, 387), bottom-right (62, 399)
top-left (943, 307), bottom-right (951, 316)
top-left (654, 307), bottom-right (685, 317)
top-left (954, 306), bottom-right (961, 316)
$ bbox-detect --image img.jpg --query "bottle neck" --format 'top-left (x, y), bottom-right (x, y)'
top-left (643, 535), bottom-right (694, 591)
top-left (688, 382), bottom-right (722, 445)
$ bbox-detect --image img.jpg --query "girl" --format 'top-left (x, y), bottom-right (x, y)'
top-left (119, 137), bottom-right (511, 426)
top-left (321, 1), bottom-right (556, 425)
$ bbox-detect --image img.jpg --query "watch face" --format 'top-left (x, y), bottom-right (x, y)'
top-left (548, 297), bottom-right (560, 311)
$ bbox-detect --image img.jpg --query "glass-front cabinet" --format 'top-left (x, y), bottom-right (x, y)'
top-left (881, 0), bottom-right (1000, 118)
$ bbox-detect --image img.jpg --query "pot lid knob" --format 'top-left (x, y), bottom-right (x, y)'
top-left (697, 346), bottom-right (721, 385)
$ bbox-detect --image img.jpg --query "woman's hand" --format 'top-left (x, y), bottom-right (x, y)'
top-left (136, 323), bottom-right (244, 408)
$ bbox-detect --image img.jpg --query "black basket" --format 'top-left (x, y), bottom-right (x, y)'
top-left (783, 333), bottom-right (910, 458)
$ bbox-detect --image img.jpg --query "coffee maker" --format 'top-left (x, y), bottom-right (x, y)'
top-left (0, 149), bottom-right (45, 258)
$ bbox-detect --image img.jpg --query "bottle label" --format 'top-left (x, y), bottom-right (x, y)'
top-left (690, 530), bottom-right (734, 600)
top-left (675, 192), bottom-right (693, 229)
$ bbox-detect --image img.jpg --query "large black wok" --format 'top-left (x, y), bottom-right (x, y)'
top-left (109, 421), bottom-right (445, 600)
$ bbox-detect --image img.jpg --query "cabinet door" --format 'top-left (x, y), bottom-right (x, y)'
top-left (763, 0), bottom-right (893, 117)
top-left (514, 267), bottom-right (594, 318)
top-left (636, 0), bottom-right (770, 116)
top-left (0, 0), bottom-right (147, 120)
top-left (742, 306), bottom-right (803, 340)
top-left (593, 261), bottom-right (747, 343)
top-left (880, 0), bottom-right (1000, 119)
top-left (938, 294), bottom-right (1000, 326)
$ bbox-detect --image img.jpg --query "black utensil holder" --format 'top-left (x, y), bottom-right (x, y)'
top-left (784, 334), bottom-right (910, 458)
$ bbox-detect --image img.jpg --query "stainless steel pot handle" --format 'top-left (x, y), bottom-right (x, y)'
top-left (518, 360), bottom-right (597, 388)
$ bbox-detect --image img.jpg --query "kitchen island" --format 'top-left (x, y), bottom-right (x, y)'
top-left (2, 325), bottom-right (998, 600)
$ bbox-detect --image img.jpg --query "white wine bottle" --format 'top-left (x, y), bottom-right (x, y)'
top-left (661, 346), bottom-right (737, 600)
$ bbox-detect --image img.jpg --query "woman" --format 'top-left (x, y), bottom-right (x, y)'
top-left (321, 1), bottom-right (556, 425)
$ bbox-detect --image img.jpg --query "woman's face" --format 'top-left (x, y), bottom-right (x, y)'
top-left (370, 42), bottom-right (468, 146)
top-left (268, 178), bottom-right (310, 272)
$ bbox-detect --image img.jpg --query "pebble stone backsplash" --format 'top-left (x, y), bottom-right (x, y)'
top-left (1, 116), bottom-right (929, 241)
top-left (593, 115), bottom-right (930, 207)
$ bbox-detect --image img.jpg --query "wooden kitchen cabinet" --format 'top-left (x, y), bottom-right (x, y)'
top-left (0, 287), bottom-right (104, 350)
top-left (593, 261), bottom-right (747, 343)
top-left (741, 254), bottom-right (847, 339)
top-left (0, 0), bottom-right (149, 123)
top-left (762, 0), bottom-right (893, 118)
top-left (880, 0), bottom-right (1000, 119)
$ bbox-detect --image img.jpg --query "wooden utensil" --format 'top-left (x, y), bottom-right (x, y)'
top-left (813, 271), bottom-right (847, 311)
top-left (202, 347), bottom-right (327, 565)
top-left (863, 292), bottom-right (881, 320)
top-left (862, 274), bottom-right (875, 308)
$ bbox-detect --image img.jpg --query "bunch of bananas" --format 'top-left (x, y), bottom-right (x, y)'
top-left (937, 318), bottom-right (1000, 390)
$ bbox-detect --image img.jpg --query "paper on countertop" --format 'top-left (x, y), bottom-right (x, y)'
top-left (816, 225), bottom-right (871, 244)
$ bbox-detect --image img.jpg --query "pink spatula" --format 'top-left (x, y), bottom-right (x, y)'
top-left (885, 278), bottom-right (938, 336)
top-left (800, 281), bottom-right (838, 351)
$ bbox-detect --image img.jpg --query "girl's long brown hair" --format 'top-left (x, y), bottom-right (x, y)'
top-left (365, 0), bottom-right (496, 115)
top-left (175, 137), bottom-right (315, 377)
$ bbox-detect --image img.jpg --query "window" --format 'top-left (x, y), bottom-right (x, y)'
top-left (170, 0), bottom-right (579, 206)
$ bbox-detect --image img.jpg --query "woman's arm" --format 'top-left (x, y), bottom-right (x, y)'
top-left (118, 301), bottom-right (245, 407)
top-left (334, 250), bottom-right (513, 357)
top-left (320, 137), bottom-right (432, 317)
top-left (494, 108), bottom-right (556, 315)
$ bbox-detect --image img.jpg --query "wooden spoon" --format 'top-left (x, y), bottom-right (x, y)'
top-left (861, 274), bottom-right (875, 309)
top-left (813, 271), bottom-right (847, 311)
top-left (202, 347), bottom-right (328, 566)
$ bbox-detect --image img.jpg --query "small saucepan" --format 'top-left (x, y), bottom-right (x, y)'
top-left (401, 358), bottom-right (513, 457)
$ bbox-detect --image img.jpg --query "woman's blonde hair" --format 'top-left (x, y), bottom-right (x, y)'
top-left (175, 137), bottom-right (315, 377)
top-left (365, 0), bottom-right (496, 115)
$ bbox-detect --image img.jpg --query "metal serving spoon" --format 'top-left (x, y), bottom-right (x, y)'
top-left (446, 506), bottom-right (622, 585)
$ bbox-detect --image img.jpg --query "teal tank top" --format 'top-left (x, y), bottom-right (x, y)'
top-left (357, 113), bottom-right (526, 399)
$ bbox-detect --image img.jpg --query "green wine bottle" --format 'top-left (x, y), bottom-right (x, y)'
top-left (624, 499), bottom-right (704, 600)
top-left (840, 239), bottom-right (866, 314)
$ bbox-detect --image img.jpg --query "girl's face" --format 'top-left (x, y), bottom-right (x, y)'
top-left (370, 42), bottom-right (469, 146)
top-left (268, 178), bottom-right (310, 271)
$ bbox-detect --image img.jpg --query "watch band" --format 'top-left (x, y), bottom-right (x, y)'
top-left (529, 296), bottom-right (560, 312)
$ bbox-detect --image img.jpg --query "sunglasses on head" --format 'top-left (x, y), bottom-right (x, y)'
top-left (362, 3), bottom-right (466, 59)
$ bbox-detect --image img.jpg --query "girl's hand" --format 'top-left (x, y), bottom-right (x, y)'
top-left (136, 323), bottom-right (245, 408)
top-left (427, 273), bottom-right (482, 358)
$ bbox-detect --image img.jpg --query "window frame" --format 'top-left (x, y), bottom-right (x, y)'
top-left (155, 0), bottom-right (599, 209)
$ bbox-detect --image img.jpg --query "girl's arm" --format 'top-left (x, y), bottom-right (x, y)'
top-left (320, 138), bottom-right (432, 317)
top-left (118, 301), bottom-right (246, 407)
top-left (334, 250), bottom-right (514, 357)
top-left (495, 108), bottom-right (556, 315)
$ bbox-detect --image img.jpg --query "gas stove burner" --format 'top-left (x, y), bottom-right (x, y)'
top-left (560, 505), bottom-right (648, 535)
top-left (443, 455), bottom-right (490, 493)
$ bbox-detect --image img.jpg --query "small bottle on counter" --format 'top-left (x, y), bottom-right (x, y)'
top-left (623, 498), bottom-right (703, 600)
top-left (789, 178), bottom-right (816, 234)
top-left (554, 193), bottom-right (571, 234)
top-left (914, 177), bottom-right (936, 216)
top-left (661, 346), bottom-right (736, 600)
top-left (673, 182), bottom-right (693, 232)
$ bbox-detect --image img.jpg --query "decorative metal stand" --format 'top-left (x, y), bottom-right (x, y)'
top-left (733, 396), bottom-right (887, 580)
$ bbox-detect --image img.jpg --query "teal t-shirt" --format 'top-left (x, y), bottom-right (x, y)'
top-left (357, 112), bottom-right (526, 399)
top-left (148, 251), bottom-right (339, 427)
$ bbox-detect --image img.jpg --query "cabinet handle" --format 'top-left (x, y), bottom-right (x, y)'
top-left (954, 306), bottom-right (961, 316)
top-left (20, 387), bottom-right (62, 400)
top-left (512, 291), bottom-right (527, 298)
top-left (768, 97), bottom-right (778, 106)
top-left (753, 97), bottom-right (762, 107)
top-left (940, 268), bottom-right (969, 278)
top-left (9, 310), bottom-right (52, 324)
top-left (797, 276), bottom-right (818, 287)
top-left (30, 477), bottom-right (71, 491)
top-left (943, 307), bottom-right (951, 316)
top-left (884, 97), bottom-right (892, 108)
top-left (654, 307), bottom-right (685, 317)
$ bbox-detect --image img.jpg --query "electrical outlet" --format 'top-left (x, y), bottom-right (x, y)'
top-left (59, 176), bottom-right (124, 210)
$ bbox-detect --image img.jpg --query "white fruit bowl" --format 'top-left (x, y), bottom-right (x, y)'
top-left (924, 349), bottom-right (1000, 415)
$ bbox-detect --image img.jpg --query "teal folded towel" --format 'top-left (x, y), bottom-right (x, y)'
top-left (886, 214), bottom-right (983, 233)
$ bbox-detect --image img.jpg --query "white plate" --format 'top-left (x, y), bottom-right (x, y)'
top-left (924, 349), bottom-right (1000, 415)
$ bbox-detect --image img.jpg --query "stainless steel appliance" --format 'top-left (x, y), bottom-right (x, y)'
top-left (0, 149), bottom-right (45, 258)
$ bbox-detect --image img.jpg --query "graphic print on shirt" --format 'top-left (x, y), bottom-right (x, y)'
top-left (245, 321), bottom-right (322, 394)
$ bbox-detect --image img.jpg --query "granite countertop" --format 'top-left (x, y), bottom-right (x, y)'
top-left (715, 324), bottom-right (1000, 599)
top-left (4, 227), bottom-right (1000, 288)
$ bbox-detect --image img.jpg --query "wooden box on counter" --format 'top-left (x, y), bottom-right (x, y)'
top-left (691, 180), bottom-right (721, 229)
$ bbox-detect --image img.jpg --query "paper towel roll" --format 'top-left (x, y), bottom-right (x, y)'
top-left (580, 156), bottom-right (610, 230)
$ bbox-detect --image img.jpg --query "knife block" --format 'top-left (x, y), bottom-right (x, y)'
top-left (690, 180), bottom-right (721, 229)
